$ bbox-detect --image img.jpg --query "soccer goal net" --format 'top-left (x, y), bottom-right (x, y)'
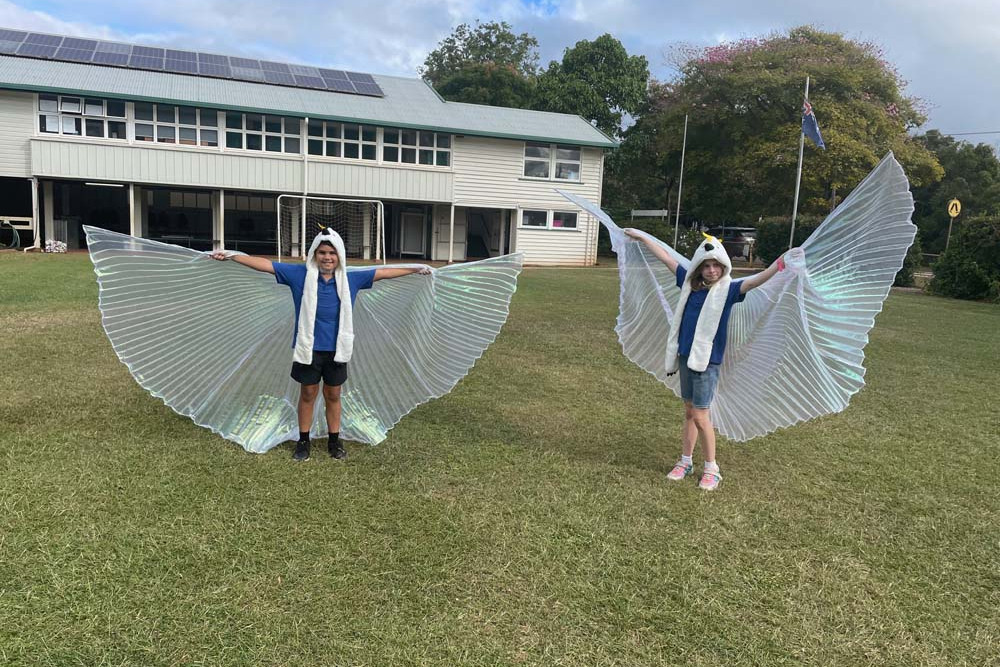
top-left (276, 195), bottom-right (384, 262)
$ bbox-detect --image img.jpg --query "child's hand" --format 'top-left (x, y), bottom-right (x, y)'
top-left (780, 247), bottom-right (805, 271)
top-left (623, 228), bottom-right (644, 240)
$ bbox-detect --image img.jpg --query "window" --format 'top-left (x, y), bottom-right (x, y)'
top-left (147, 105), bottom-right (221, 147)
top-left (519, 209), bottom-right (579, 230)
top-left (307, 120), bottom-right (374, 160)
top-left (38, 94), bottom-right (127, 141)
top-left (552, 211), bottom-right (578, 229)
top-left (227, 113), bottom-right (300, 153)
top-left (383, 128), bottom-right (451, 166)
top-left (523, 142), bottom-right (582, 181)
top-left (521, 210), bottom-right (548, 228)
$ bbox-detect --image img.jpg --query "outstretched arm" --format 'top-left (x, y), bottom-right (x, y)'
top-left (210, 251), bottom-right (275, 275)
top-left (740, 252), bottom-right (791, 294)
top-left (623, 228), bottom-right (680, 274)
top-left (374, 266), bottom-right (432, 282)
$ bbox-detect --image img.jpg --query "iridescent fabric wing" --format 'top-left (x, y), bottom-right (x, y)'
top-left (560, 152), bottom-right (915, 441)
top-left (714, 153), bottom-right (915, 440)
top-left (86, 225), bottom-right (523, 452)
top-left (84, 226), bottom-right (300, 452)
top-left (338, 254), bottom-right (523, 443)
top-left (557, 190), bottom-right (688, 387)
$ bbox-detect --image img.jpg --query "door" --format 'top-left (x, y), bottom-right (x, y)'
top-left (400, 211), bottom-right (426, 256)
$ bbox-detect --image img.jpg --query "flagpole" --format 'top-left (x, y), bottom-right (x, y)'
top-left (674, 113), bottom-right (688, 247)
top-left (789, 76), bottom-right (809, 249)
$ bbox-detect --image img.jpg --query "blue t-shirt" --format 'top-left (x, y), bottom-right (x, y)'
top-left (272, 263), bottom-right (376, 351)
top-left (675, 265), bottom-right (745, 365)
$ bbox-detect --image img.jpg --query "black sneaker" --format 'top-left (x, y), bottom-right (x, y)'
top-left (292, 440), bottom-right (310, 462)
top-left (329, 442), bottom-right (347, 460)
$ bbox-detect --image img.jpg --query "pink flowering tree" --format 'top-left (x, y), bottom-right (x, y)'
top-left (607, 26), bottom-right (942, 224)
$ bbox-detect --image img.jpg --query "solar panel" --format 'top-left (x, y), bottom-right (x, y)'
top-left (352, 82), bottom-right (383, 96)
top-left (166, 49), bottom-right (197, 61)
top-left (132, 45), bottom-right (164, 58)
top-left (229, 57), bottom-right (260, 69)
top-left (294, 75), bottom-right (325, 89)
top-left (164, 59), bottom-right (198, 74)
top-left (0, 29), bottom-right (28, 42)
top-left (0, 40), bottom-right (23, 54)
top-left (17, 42), bottom-right (58, 58)
top-left (198, 63), bottom-right (231, 77)
top-left (289, 64), bottom-right (320, 77)
top-left (25, 33), bottom-right (62, 46)
top-left (232, 66), bottom-right (265, 81)
top-left (263, 70), bottom-right (295, 85)
top-left (198, 52), bottom-right (228, 65)
top-left (129, 54), bottom-right (164, 69)
top-left (346, 71), bottom-right (375, 84)
top-left (4, 28), bottom-right (386, 97)
top-left (92, 51), bottom-right (129, 65)
top-left (62, 37), bottom-right (97, 50)
top-left (96, 41), bottom-right (131, 54)
top-left (324, 78), bottom-right (356, 93)
top-left (54, 47), bottom-right (96, 63)
top-left (260, 60), bottom-right (290, 73)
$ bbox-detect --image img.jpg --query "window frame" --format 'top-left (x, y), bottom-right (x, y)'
top-left (37, 93), bottom-right (127, 141)
top-left (382, 127), bottom-right (451, 167)
top-left (518, 209), bottom-right (580, 231)
top-left (522, 142), bottom-right (582, 182)
top-left (224, 112), bottom-right (301, 154)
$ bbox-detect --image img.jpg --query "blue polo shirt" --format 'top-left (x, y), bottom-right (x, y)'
top-left (675, 266), bottom-right (745, 365)
top-left (272, 263), bottom-right (376, 351)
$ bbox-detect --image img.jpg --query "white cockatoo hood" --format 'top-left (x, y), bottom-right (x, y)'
top-left (306, 228), bottom-right (347, 271)
top-left (293, 228), bottom-right (355, 365)
top-left (686, 235), bottom-right (732, 284)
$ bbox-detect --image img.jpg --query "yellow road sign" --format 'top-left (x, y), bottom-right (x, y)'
top-left (948, 199), bottom-right (961, 218)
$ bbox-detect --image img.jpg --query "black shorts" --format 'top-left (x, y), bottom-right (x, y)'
top-left (291, 351), bottom-right (348, 386)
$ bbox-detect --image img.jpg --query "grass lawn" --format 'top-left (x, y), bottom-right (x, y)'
top-left (1, 251), bottom-right (998, 666)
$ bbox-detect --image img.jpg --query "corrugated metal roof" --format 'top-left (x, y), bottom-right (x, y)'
top-left (0, 55), bottom-right (617, 147)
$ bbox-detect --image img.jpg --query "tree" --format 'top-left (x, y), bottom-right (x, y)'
top-left (910, 130), bottom-right (1000, 253)
top-left (420, 21), bottom-right (539, 87)
top-left (613, 27), bottom-right (943, 225)
top-left (928, 215), bottom-right (1000, 301)
top-left (533, 34), bottom-right (649, 138)
top-left (434, 63), bottom-right (534, 108)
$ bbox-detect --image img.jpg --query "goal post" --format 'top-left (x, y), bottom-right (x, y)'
top-left (276, 195), bottom-right (385, 263)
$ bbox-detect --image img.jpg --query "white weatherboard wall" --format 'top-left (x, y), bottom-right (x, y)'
top-left (31, 138), bottom-right (454, 202)
top-left (0, 90), bottom-right (33, 177)
top-left (451, 135), bottom-right (604, 265)
top-left (307, 161), bottom-right (451, 203)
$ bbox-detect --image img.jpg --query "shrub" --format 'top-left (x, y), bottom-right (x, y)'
top-left (753, 216), bottom-right (823, 265)
top-left (928, 216), bottom-right (1000, 302)
top-left (894, 232), bottom-right (923, 287)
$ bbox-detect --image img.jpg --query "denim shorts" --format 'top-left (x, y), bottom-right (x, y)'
top-left (678, 355), bottom-right (720, 409)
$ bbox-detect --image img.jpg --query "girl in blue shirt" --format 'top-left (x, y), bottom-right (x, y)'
top-left (624, 229), bottom-right (788, 490)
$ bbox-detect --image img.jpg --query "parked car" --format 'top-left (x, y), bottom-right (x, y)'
top-left (706, 226), bottom-right (757, 260)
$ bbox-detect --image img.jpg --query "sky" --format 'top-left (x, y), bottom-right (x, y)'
top-left (3, 0), bottom-right (999, 148)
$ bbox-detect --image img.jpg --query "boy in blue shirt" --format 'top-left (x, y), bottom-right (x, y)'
top-left (212, 232), bottom-right (428, 461)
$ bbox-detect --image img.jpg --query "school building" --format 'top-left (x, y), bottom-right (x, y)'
top-left (0, 28), bottom-right (615, 264)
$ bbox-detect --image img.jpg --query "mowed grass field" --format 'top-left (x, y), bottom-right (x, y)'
top-left (1, 251), bottom-right (998, 666)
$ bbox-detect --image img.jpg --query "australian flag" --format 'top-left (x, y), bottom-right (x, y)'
top-left (802, 100), bottom-right (825, 149)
